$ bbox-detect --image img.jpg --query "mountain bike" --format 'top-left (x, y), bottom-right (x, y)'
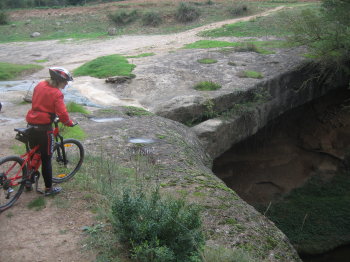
top-left (0, 118), bottom-right (84, 212)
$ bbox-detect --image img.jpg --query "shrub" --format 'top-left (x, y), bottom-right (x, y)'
top-left (108, 10), bottom-right (139, 26)
top-left (112, 189), bottom-right (204, 262)
top-left (142, 11), bottom-right (162, 26)
top-left (194, 81), bottom-right (221, 91)
top-left (228, 2), bottom-right (249, 16)
top-left (175, 2), bottom-right (200, 23)
top-left (0, 11), bottom-right (9, 25)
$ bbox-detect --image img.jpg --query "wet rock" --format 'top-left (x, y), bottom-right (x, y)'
top-left (105, 76), bottom-right (133, 84)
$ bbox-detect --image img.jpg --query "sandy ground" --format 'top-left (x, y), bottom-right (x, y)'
top-left (0, 6), bottom-right (286, 262)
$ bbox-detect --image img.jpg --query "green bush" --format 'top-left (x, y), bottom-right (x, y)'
top-left (108, 10), bottom-right (139, 26)
top-left (0, 11), bottom-right (9, 25)
top-left (228, 2), bottom-right (249, 16)
top-left (112, 189), bottom-right (204, 262)
top-left (142, 11), bottom-right (162, 26)
top-left (175, 2), bottom-right (200, 23)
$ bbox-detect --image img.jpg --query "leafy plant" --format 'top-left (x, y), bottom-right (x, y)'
top-left (175, 2), bottom-right (200, 23)
top-left (194, 81), bottom-right (221, 91)
top-left (112, 189), bottom-right (205, 262)
top-left (108, 10), bottom-right (139, 26)
top-left (73, 54), bottom-right (136, 78)
top-left (142, 11), bottom-right (162, 26)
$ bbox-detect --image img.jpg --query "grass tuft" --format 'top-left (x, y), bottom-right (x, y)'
top-left (27, 197), bottom-right (46, 211)
top-left (0, 62), bottom-right (43, 81)
top-left (194, 81), bottom-right (221, 91)
top-left (73, 55), bottom-right (136, 79)
top-left (197, 58), bottom-right (218, 64)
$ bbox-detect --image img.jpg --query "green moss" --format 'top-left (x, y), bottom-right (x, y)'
top-left (73, 54), bottom-right (136, 79)
top-left (123, 106), bottom-right (153, 116)
top-left (193, 81), bottom-right (221, 91)
top-left (238, 70), bottom-right (264, 79)
top-left (197, 58), bottom-right (218, 64)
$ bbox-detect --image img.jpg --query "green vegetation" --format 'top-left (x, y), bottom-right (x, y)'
top-left (237, 70), bottom-right (263, 79)
top-left (202, 245), bottom-right (255, 262)
top-left (27, 197), bottom-right (46, 211)
top-left (200, 4), bottom-right (319, 38)
top-left (125, 53), bottom-right (155, 58)
top-left (73, 54), bottom-right (135, 78)
top-left (59, 123), bottom-right (86, 140)
top-left (34, 59), bottom-right (48, 63)
top-left (175, 2), bottom-right (200, 23)
top-left (0, 62), bottom-right (43, 80)
top-left (108, 10), bottom-right (139, 26)
top-left (184, 40), bottom-right (239, 49)
top-left (142, 11), bottom-right (162, 27)
top-left (283, 0), bottom-right (350, 79)
top-left (197, 58), bottom-right (218, 64)
top-left (185, 40), bottom-right (292, 54)
top-left (112, 189), bottom-right (204, 261)
top-left (0, 11), bottom-right (9, 25)
top-left (66, 101), bottom-right (90, 115)
top-left (194, 81), bottom-right (221, 91)
top-left (0, 1), bottom-right (295, 43)
top-left (123, 106), bottom-right (153, 116)
top-left (260, 172), bottom-right (350, 253)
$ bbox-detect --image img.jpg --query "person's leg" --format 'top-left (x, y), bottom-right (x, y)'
top-left (40, 130), bottom-right (61, 195)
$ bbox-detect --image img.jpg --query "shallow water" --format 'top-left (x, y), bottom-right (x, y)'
top-left (0, 80), bottom-right (100, 107)
top-left (128, 138), bottom-right (157, 144)
top-left (90, 117), bottom-right (124, 123)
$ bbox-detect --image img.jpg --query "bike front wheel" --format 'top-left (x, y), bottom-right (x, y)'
top-left (52, 139), bottom-right (84, 183)
top-left (0, 156), bottom-right (26, 212)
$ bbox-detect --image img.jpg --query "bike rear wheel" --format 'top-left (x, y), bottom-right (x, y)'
top-left (52, 139), bottom-right (84, 183)
top-left (0, 156), bottom-right (26, 212)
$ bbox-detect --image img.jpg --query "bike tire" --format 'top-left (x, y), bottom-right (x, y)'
top-left (52, 139), bottom-right (84, 183)
top-left (0, 156), bottom-right (26, 212)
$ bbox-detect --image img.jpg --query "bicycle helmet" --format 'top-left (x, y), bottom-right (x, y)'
top-left (49, 67), bottom-right (73, 82)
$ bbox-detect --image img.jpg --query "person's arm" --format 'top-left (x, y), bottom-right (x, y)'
top-left (54, 93), bottom-right (73, 126)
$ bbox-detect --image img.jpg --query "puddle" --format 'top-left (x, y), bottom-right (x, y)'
top-left (128, 137), bottom-right (157, 144)
top-left (90, 117), bottom-right (124, 123)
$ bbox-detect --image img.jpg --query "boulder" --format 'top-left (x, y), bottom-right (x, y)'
top-left (30, 32), bottom-right (41, 38)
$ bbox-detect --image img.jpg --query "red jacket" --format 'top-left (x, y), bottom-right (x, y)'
top-left (26, 81), bottom-right (73, 126)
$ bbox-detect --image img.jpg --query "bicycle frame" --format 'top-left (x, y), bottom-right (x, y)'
top-left (6, 119), bottom-right (67, 188)
top-left (5, 144), bottom-right (40, 188)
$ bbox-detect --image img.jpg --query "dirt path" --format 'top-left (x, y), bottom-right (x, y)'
top-left (0, 6), bottom-right (286, 262)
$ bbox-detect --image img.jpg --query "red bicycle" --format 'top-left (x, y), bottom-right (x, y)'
top-left (0, 118), bottom-right (84, 212)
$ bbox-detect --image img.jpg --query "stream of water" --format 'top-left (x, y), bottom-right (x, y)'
top-left (0, 80), bottom-right (100, 107)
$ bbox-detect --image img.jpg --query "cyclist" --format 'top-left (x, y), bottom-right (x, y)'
top-left (26, 67), bottom-right (75, 196)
